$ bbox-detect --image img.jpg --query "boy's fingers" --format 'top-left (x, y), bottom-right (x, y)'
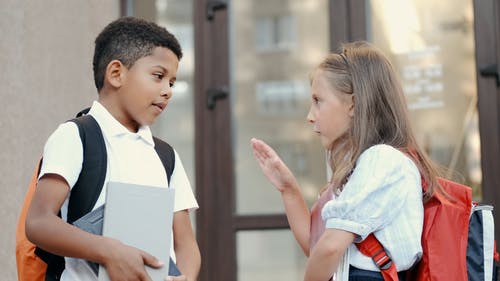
top-left (140, 272), bottom-right (153, 281)
top-left (165, 275), bottom-right (187, 281)
top-left (141, 250), bottom-right (164, 268)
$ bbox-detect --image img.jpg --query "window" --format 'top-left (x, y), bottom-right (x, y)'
top-left (255, 15), bottom-right (297, 52)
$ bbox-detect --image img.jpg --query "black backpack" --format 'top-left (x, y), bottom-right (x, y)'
top-left (35, 109), bottom-right (175, 280)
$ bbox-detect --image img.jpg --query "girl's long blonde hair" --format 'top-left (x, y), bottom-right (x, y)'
top-left (318, 41), bottom-right (443, 202)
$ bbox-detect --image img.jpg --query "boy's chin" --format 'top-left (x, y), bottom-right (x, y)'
top-left (142, 113), bottom-right (162, 126)
top-left (141, 119), bottom-right (156, 127)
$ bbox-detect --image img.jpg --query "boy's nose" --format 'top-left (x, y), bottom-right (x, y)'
top-left (161, 88), bottom-right (172, 99)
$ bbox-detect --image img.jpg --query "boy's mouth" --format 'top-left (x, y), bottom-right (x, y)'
top-left (153, 102), bottom-right (167, 111)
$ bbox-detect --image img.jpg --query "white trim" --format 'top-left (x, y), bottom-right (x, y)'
top-left (481, 208), bottom-right (495, 281)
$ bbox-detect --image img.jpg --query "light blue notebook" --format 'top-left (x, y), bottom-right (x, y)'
top-left (98, 182), bottom-right (175, 281)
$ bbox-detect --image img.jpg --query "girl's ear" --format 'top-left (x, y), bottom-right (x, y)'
top-left (105, 60), bottom-right (125, 89)
top-left (348, 94), bottom-right (355, 117)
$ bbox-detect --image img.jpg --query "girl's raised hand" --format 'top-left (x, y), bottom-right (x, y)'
top-left (250, 138), bottom-right (299, 193)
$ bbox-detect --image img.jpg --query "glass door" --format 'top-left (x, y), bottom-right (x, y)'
top-left (364, 0), bottom-right (500, 241)
top-left (366, 0), bottom-right (483, 198)
top-left (230, 0), bottom-right (330, 280)
top-left (194, 0), bottom-right (331, 280)
top-left (128, 0), bottom-right (196, 198)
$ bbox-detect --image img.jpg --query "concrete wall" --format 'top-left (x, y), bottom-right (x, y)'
top-left (0, 1), bottom-right (120, 279)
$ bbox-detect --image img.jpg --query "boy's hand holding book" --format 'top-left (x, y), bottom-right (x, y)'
top-left (101, 237), bottom-right (163, 281)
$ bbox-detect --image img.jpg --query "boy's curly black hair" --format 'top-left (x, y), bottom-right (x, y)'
top-left (93, 16), bottom-right (183, 91)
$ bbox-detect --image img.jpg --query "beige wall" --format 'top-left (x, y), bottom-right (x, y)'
top-left (0, 1), bottom-right (120, 279)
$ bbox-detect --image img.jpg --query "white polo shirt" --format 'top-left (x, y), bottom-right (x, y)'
top-left (39, 101), bottom-right (198, 281)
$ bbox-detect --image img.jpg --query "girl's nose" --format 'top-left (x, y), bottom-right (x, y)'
top-left (307, 108), bottom-right (314, 123)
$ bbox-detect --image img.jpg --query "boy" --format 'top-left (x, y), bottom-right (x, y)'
top-left (25, 17), bottom-right (200, 281)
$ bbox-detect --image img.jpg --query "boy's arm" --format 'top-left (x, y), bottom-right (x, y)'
top-left (26, 174), bottom-right (163, 280)
top-left (173, 210), bottom-right (201, 281)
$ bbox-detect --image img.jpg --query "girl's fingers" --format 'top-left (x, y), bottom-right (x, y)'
top-left (251, 139), bottom-right (271, 159)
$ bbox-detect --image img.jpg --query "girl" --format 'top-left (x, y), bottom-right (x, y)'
top-left (251, 41), bottom-right (446, 281)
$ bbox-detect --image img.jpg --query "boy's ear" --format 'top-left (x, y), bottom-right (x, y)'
top-left (105, 60), bottom-right (125, 89)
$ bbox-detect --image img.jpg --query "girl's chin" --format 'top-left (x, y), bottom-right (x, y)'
top-left (320, 138), bottom-right (332, 148)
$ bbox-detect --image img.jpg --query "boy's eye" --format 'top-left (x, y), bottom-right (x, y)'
top-left (153, 73), bottom-right (164, 80)
top-left (169, 81), bottom-right (175, 88)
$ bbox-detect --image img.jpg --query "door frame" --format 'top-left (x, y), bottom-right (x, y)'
top-left (473, 0), bottom-right (500, 242)
top-left (194, 1), bottom-right (235, 280)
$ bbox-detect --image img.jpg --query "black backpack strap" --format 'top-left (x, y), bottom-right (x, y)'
top-left (36, 112), bottom-right (107, 280)
top-left (75, 107), bottom-right (91, 118)
top-left (153, 137), bottom-right (175, 183)
top-left (67, 114), bottom-right (107, 224)
top-left (152, 138), bottom-right (182, 276)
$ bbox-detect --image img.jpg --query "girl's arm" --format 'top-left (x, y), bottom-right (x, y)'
top-left (251, 138), bottom-right (311, 254)
top-left (172, 210), bottom-right (201, 281)
top-left (304, 229), bottom-right (355, 281)
top-left (280, 181), bottom-right (312, 255)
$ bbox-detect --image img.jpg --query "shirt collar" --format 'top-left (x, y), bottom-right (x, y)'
top-left (88, 101), bottom-right (155, 146)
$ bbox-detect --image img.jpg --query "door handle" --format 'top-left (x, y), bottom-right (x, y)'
top-left (206, 0), bottom-right (227, 21)
top-left (479, 63), bottom-right (500, 86)
top-left (207, 86), bottom-right (229, 110)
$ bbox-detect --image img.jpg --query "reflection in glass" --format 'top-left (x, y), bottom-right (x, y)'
top-left (367, 0), bottom-right (482, 199)
top-left (132, 0), bottom-right (196, 189)
top-left (232, 0), bottom-right (330, 215)
top-left (237, 230), bottom-right (307, 281)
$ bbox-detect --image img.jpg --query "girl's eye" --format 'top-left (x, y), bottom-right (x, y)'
top-left (169, 81), bottom-right (175, 88)
top-left (313, 97), bottom-right (319, 104)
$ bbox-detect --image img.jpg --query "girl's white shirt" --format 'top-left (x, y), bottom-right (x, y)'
top-left (322, 144), bottom-right (424, 272)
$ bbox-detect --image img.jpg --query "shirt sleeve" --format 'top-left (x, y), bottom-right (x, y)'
top-left (321, 144), bottom-right (420, 242)
top-left (39, 122), bottom-right (83, 189)
top-left (170, 149), bottom-right (199, 212)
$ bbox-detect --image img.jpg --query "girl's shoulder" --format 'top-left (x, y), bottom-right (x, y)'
top-left (360, 143), bottom-right (405, 157)
top-left (358, 144), bottom-right (416, 169)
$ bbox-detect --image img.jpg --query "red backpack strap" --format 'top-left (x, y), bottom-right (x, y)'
top-left (356, 234), bottom-right (399, 281)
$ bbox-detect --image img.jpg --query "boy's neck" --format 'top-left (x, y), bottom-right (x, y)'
top-left (97, 90), bottom-right (141, 133)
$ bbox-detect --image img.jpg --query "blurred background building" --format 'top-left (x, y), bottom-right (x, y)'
top-left (2, 0), bottom-right (499, 280)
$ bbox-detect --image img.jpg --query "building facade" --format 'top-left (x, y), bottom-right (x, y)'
top-left (2, 0), bottom-right (500, 280)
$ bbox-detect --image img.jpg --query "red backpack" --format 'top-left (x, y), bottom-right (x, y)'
top-left (357, 178), bottom-right (499, 281)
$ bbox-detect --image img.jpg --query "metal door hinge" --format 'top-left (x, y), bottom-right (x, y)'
top-left (207, 86), bottom-right (229, 110)
top-left (207, 0), bottom-right (227, 21)
top-left (479, 63), bottom-right (500, 86)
